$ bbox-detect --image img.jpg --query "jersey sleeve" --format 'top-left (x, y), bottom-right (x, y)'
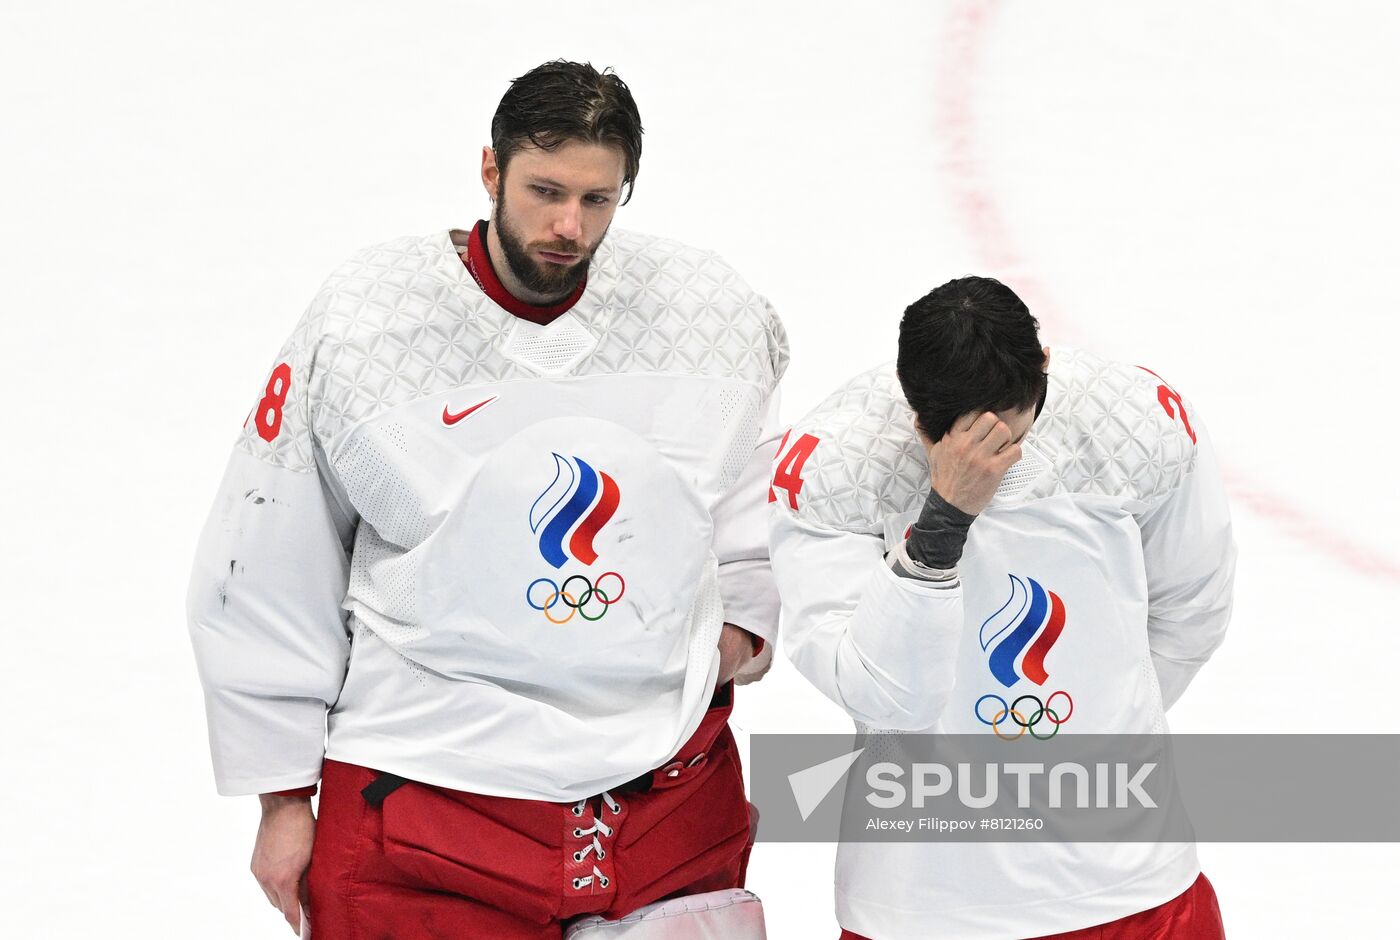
top-left (768, 421), bottom-right (964, 730)
top-left (186, 294), bottom-right (358, 796)
top-left (1135, 401), bottom-right (1236, 710)
top-left (712, 301), bottom-right (789, 661)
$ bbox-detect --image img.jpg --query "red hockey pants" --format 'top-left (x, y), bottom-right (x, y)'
top-left (306, 692), bottom-right (753, 938)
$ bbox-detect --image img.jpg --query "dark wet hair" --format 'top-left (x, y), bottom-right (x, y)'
top-left (491, 60), bottom-right (644, 204)
top-left (897, 276), bottom-right (1046, 441)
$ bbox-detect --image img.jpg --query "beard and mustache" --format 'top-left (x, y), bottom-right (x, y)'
top-left (493, 184), bottom-right (608, 300)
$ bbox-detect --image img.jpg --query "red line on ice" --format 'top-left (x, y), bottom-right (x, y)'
top-left (936, 0), bottom-right (1400, 585)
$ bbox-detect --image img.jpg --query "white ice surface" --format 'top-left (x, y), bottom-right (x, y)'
top-left (2, 1), bottom-right (1396, 936)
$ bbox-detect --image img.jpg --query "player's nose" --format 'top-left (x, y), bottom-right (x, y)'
top-left (553, 203), bottom-right (582, 242)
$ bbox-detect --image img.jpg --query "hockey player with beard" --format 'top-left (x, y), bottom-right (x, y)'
top-left (768, 277), bottom-right (1234, 939)
top-left (188, 61), bottom-right (783, 938)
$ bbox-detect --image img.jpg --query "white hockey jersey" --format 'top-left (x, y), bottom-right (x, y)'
top-left (187, 224), bottom-right (787, 801)
top-left (769, 349), bottom-right (1235, 939)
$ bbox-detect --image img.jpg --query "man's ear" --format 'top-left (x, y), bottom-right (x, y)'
top-left (1042, 345), bottom-right (1051, 372)
top-left (481, 146), bottom-right (500, 203)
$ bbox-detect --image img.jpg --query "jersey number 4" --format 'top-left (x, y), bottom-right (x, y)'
top-left (769, 430), bottom-right (821, 510)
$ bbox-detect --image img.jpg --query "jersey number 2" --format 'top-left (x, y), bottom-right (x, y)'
top-left (1138, 366), bottom-right (1196, 444)
top-left (769, 430), bottom-right (820, 510)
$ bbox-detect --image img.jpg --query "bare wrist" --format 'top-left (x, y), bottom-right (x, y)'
top-left (259, 793), bottom-right (312, 814)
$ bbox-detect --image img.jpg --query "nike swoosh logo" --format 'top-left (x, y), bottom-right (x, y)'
top-left (442, 396), bottom-right (497, 426)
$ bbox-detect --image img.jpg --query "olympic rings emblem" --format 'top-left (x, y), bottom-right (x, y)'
top-left (974, 691), bottom-right (1073, 740)
top-left (526, 572), bottom-right (627, 624)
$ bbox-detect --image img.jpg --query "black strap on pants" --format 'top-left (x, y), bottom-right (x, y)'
top-left (360, 772), bottom-right (409, 807)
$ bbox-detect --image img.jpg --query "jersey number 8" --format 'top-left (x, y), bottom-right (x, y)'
top-left (254, 363), bottom-right (292, 443)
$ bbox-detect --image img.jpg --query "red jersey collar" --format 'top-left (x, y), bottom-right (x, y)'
top-left (460, 220), bottom-right (587, 325)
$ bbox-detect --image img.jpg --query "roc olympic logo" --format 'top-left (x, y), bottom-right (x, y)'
top-left (975, 691), bottom-right (1074, 740)
top-left (975, 574), bottom-right (1072, 739)
top-left (526, 453), bottom-right (625, 624)
top-left (526, 572), bottom-right (627, 623)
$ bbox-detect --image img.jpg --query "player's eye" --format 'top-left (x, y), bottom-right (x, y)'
top-left (532, 185), bottom-right (557, 198)
top-left (585, 194), bottom-right (610, 206)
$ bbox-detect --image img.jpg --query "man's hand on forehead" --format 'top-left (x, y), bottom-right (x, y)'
top-left (924, 411), bottom-right (1023, 517)
top-left (890, 411), bottom-right (1024, 577)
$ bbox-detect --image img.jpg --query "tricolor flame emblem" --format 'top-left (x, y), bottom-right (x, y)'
top-left (979, 575), bottom-right (1067, 688)
top-left (529, 454), bottom-right (621, 569)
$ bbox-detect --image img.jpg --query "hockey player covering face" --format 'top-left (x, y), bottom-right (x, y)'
top-left (187, 60), bottom-right (784, 938)
top-left (769, 277), bottom-right (1233, 939)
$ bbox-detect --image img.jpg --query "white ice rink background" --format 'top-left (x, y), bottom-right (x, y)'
top-left (3, 1), bottom-right (1397, 936)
